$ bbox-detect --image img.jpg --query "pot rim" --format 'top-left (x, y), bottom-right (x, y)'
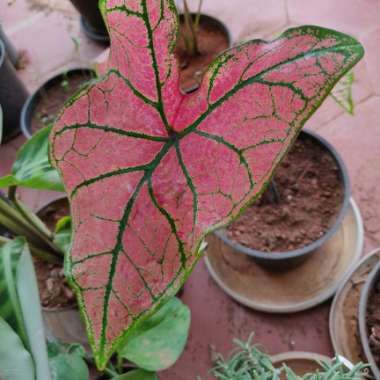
top-left (329, 247), bottom-right (379, 358)
top-left (0, 39), bottom-right (5, 68)
top-left (271, 351), bottom-right (332, 366)
top-left (20, 67), bottom-right (96, 139)
top-left (214, 129), bottom-right (351, 261)
top-left (358, 260), bottom-right (380, 379)
top-left (80, 15), bottom-right (110, 44)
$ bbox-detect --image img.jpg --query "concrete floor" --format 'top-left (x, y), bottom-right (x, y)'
top-left (1, 0), bottom-right (380, 379)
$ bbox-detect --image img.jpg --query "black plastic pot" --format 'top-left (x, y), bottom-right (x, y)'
top-left (69, 0), bottom-right (109, 44)
top-left (0, 25), bottom-right (19, 67)
top-left (212, 130), bottom-right (351, 271)
top-left (0, 39), bottom-right (29, 142)
top-left (359, 260), bottom-right (380, 380)
top-left (20, 68), bottom-right (96, 139)
top-left (179, 13), bottom-right (232, 94)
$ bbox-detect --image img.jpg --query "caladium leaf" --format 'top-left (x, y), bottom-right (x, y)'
top-left (50, 0), bottom-right (364, 369)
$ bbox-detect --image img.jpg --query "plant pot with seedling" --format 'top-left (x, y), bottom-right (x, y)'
top-left (359, 259), bottom-right (380, 379)
top-left (48, 0), bottom-right (364, 372)
top-left (0, 39), bottom-right (29, 142)
top-left (0, 127), bottom-right (191, 379)
top-left (20, 68), bottom-right (95, 139)
top-left (69, 0), bottom-right (109, 44)
top-left (209, 335), bottom-right (364, 379)
top-left (176, 0), bottom-right (232, 93)
top-left (208, 129), bottom-right (351, 272)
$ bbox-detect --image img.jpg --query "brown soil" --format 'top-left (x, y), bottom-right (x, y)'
top-left (31, 71), bottom-right (93, 135)
top-left (175, 15), bottom-right (230, 93)
top-left (366, 276), bottom-right (380, 370)
top-left (226, 134), bottom-right (345, 252)
top-left (34, 198), bottom-right (74, 309)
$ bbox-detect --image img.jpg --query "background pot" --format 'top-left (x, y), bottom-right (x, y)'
top-left (210, 129), bottom-right (351, 272)
top-left (20, 68), bottom-right (95, 139)
top-left (178, 13), bottom-right (232, 94)
top-left (36, 197), bottom-right (89, 350)
top-left (271, 352), bottom-right (331, 376)
top-left (69, 0), bottom-right (109, 44)
top-left (359, 260), bottom-right (380, 379)
top-left (0, 39), bottom-right (29, 142)
top-left (0, 25), bottom-right (19, 67)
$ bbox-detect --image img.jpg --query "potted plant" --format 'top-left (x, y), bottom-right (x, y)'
top-left (69, 0), bottom-right (110, 44)
top-left (20, 68), bottom-right (96, 139)
top-left (0, 38), bottom-right (29, 142)
top-left (175, 0), bottom-right (231, 92)
top-left (0, 238), bottom-right (188, 379)
top-left (359, 259), bottom-right (380, 379)
top-left (208, 335), bottom-right (365, 379)
top-left (49, 0), bottom-right (364, 372)
top-left (0, 238), bottom-right (89, 380)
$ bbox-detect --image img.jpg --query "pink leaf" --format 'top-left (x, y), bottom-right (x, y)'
top-left (50, 0), bottom-right (364, 369)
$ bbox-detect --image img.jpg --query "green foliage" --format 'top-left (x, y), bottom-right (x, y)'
top-left (53, 216), bottom-right (72, 255)
top-left (209, 336), bottom-right (366, 380)
top-left (330, 71), bottom-right (355, 115)
top-left (48, 342), bottom-right (89, 380)
top-left (0, 317), bottom-right (34, 380)
top-left (0, 126), bottom-right (63, 191)
top-left (118, 297), bottom-right (190, 372)
top-left (111, 369), bottom-right (158, 380)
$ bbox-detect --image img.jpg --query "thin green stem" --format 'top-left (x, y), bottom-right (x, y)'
top-left (8, 186), bottom-right (17, 202)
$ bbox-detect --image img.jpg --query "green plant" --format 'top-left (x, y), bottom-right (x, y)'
top-left (181, 0), bottom-right (203, 56)
top-left (209, 335), bottom-right (366, 380)
top-left (50, 0), bottom-right (364, 369)
top-left (0, 238), bottom-right (88, 380)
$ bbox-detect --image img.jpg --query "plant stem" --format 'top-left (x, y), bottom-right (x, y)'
top-left (0, 197), bottom-right (62, 258)
top-left (8, 185), bottom-right (17, 202)
top-left (183, 0), bottom-right (199, 56)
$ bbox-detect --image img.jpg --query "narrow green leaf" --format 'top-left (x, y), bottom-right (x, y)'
top-left (9, 126), bottom-right (64, 191)
top-left (118, 297), bottom-right (190, 372)
top-left (111, 369), bottom-right (158, 380)
top-left (53, 216), bottom-right (72, 255)
top-left (0, 317), bottom-right (35, 380)
top-left (0, 238), bottom-right (28, 346)
top-left (48, 341), bottom-right (89, 380)
top-left (14, 199), bottom-right (53, 239)
top-left (0, 175), bottom-right (18, 188)
top-left (330, 71), bottom-right (355, 115)
top-left (16, 242), bottom-right (52, 380)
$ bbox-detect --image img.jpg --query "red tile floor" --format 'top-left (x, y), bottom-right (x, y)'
top-left (1, 1), bottom-right (380, 379)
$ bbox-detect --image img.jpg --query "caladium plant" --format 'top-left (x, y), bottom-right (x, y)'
top-left (50, 0), bottom-right (364, 369)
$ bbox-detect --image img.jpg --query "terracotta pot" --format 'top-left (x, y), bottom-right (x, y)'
top-left (20, 68), bottom-right (95, 139)
top-left (209, 130), bottom-right (351, 272)
top-left (271, 352), bottom-right (331, 377)
top-left (359, 259), bottom-right (380, 379)
top-left (0, 39), bottom-right (29, 142)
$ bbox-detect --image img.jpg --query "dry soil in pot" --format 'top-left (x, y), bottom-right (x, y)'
top-left (30, 71), bottom-right (93, 136)
top-left (226, 134), bottom-right (344, 253)
top-left (366, 275), bottom-right (380, 370)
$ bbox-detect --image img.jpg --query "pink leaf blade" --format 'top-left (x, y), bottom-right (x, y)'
top-left (50, 2), bottom-right (364, 369)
